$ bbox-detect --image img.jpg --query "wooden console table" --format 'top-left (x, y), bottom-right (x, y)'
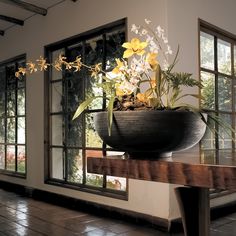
top-left (87, 150), bottom-right (236, 236)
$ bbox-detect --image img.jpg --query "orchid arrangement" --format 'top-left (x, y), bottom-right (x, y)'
top-left (15, 19), bottom-right (201, 117)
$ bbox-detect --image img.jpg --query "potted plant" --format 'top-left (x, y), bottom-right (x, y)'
top-left (16, 19), bottom-right (214, 158)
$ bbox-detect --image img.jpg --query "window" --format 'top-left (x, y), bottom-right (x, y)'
top-left (45, 19), bottom-right (127, 197)
top-left (200, 20), bottom-right (236, 150)
top-left (0, 55), bottom-right (26, 176)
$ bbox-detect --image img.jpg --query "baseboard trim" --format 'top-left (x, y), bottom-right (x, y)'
top-left (0, 180), bottom-right (235, 233)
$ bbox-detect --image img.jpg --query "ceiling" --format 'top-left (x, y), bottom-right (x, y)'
top-left (0, 0), bottom-right (77, 36)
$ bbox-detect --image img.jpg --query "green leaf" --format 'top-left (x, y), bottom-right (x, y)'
top-left (72, 96), bottom-right (103, 120)
top-left (107, 96), bottom-right (116, 136)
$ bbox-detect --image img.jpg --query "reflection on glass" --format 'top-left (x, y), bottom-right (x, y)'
top-left (17, 89), bottom-right (25, 115)
top-left (200, 32), bottom-right (214, 70)
top-left (0, 145), bottom-right (5, 169)
top-left (219, 114), bottom-right (232, 149)
top-left (85, 150), bottom-right (103, 187)
top-left (17, 117), bottom-right (25, 144)
top-left (7, 118), bottom-right (15, 143)
top-left (7, 91), bottom-right (16, 116)
top-left (67, 149), bottom-right (83, 183)
top-left (85, 113), bottom-right (103, 148)
top-left (106, 150), bottom-right (126, 191)
top-left (51, 115), bottom-right (63, 145)
top-left (201, 72), bottom-right (215, 109)
top-left (218, 39), bottom-right (231, 75)
top-left (106, 176), bottom-right (126, 191)
top-left (17, 146), bottom-right (25, 173)
top-left (218, 76), bottom-right (232, 111)
top-left (67, 114), bottom-right (82, 147)
top-left (0, 119), bottom-right (4, 143)
top-left (51, 148), bottom-right (64, 180)
top-left (6, 145), bottom-right (15, 171)
top-left (51, 82), bottom-right (63, 113)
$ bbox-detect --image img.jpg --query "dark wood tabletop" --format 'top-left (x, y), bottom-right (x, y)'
top-left (87, 150), bottom-right (236, 190)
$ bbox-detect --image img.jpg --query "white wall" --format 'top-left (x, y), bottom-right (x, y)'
top-left (0, 0), bottom-right (236, 222)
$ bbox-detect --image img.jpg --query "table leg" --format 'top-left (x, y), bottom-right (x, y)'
top-left (175, 187), bottom-right (210, 236)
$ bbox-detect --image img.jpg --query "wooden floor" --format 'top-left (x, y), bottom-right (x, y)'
top-left (0, 189), bottom-right (234, 235)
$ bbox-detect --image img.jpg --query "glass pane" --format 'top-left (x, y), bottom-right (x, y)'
top-left (219, 114), bottom-right (232, 149)
top-left (52, 49), bottom-right (65, 81)
top-left (6, 145), bottom-right (15, 171)
top-left (17, 60), bottom-right (26, 88)
top-left (67, 149), bottom-right (83, 183)
top-left (0, 145), bottom-right (5, 169)
top-left (7, 118), bottom-right (15, 143)
top-left (51, 115), bottom-right (64, 146)
top-left (67, 114), bottom-right (83, 147)
top-left (0, 67), bottom-right (6, 92)
top-left (0, 119), bottom-right (5, 143)
top-left (0, 93), bottom-right (5, 117)
top-left (7, 91), bottom-right (16, 116)
top-left (17, 117), bottom-right (25, 144)
top-left (85, 150), bottom-right (103, 187)
top-left (6, 65), bottom-right (16, 90)
top-left (85, 36), bottom-right (103, 110)
top-left (200, 32), bottom-right (214, 70)
top-left (107, 29), bottom-right (125, 58)
top-left (66, 43), bottom-right (84, 112)
top-left (51, 148), bottom-right (64, 180)
top-left (51, 81), bottom-right (63, 113)
top-left (218, 39), bottom-right (231, 75)
top-left (201, 112), bottom-right (216, 150)
top-left (85, 113), bottom-right (103, 148)
top-left (17, 89), bottom-right (25, 115)
top-left (218, 76), bottom-right (232, 111)
top-left (17, 146), bottom-right (26, 173)
top-left (201, 71), bottom-right (215, 109)
top-left (106, 150), bottom-right (126, 191)
top-left (67, 74), bottom-right (84, 112)
top-left (106, 176), bottom-right (126, 191)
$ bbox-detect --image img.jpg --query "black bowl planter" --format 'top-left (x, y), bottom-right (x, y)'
top-left (94, 110), bottom-right (207, 159)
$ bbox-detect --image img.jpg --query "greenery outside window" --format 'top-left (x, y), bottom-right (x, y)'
top-left (0, 55), bottom-right (26, 176)
top-left (200, 20), bottom-right (236, 150)
top-left (45, 19), bottom-right (127, 198)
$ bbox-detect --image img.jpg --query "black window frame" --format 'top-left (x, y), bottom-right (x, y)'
top-left (44, 18), bottom-right (128, 199)
top-left (0, 54), bottom-right (27, 177)
top-left (199, 19), bottom-right (236, 150)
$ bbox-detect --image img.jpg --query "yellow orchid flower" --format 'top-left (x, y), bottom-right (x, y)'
top-left (137, 93), bottom-right (148, 103)
top-left (122, 38), bottom-right (148, 58)
top-left (15, 67), bottom-right (27, 78)
top-left (146, 53), bottom-right (159, 70)
top-left (115, 83), bottom-right (132, 96)
top-left (37, 56), bottom-right (50, 71)
top-left (150, 79), bottom-right (157, 88)
top-left (27, 62), bottom-right (37, 74)
top-left (112, 58), bottom-right (124, 74)
top-left (91, 63), bottom-right (102, 78)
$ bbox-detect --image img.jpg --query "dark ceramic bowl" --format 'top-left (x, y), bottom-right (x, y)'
top-left (94, 110), bottom-right (207, 158)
